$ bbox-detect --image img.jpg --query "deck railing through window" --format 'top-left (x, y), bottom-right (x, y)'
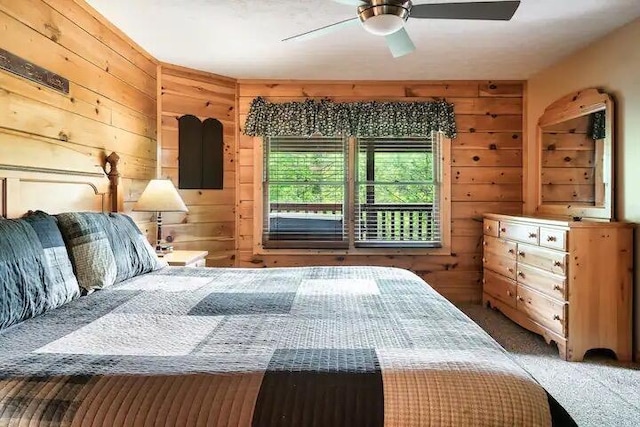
top-left (269, 202), bottom-right (437, 246)
top-left (356, 203), bottom-right (437, 245)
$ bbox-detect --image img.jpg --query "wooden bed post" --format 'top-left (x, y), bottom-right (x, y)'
top-left (105, 152), bottom-right (122, 213)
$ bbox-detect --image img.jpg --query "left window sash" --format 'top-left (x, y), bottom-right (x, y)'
top-left (262, 136), bottom-right (348, 249)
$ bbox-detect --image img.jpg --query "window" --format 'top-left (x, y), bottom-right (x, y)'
top-left (263, 137), bottom-right (347, 249)
top-left (259, 133), bottom-right (449, 252)
top-left (355, 137), bottom-right (441, 248)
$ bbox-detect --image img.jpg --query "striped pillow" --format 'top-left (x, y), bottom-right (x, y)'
top-left (0, 212), bottom-right (83, 330)
top-left (22, 211), bottom-right (80, 307)
top-left (0, 219), bottom-right (50, 330)
top-left (56, 212), bottom-right (165, 292)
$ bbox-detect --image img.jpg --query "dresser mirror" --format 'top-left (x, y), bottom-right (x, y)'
top-left (536, 88), bottom-right (614, 220)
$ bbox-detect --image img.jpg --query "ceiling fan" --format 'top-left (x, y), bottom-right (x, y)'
top-left (283, 0), bottom-right (521, 58)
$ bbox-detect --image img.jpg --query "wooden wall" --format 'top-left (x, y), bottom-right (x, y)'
top-left (236, 81), bottom-right (524, 303)
top-left (158, 63), bottom-right (237, 266)
top-left (0, 0), bottom-right (157, 235)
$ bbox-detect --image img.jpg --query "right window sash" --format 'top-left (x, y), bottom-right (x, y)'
top-left (354, 133), bottom-right (442, 248)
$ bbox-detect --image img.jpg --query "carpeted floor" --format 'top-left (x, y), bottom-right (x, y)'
top-left (461, 304), bottom-right (640, 427)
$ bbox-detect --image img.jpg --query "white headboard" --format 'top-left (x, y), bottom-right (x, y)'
top-left (0, 137), bottom-right (121, 218)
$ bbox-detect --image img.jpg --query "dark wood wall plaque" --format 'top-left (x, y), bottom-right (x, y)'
top-left (0, 48), bottom-right (69, 94)
top-left (178, 114), bottom-right (224, 190)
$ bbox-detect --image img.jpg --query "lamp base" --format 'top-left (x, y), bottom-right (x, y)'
top-left (155, 243), bottom-right (174, 256)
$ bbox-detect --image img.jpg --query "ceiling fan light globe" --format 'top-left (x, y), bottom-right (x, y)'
top-left (361, 14), bottom-right (405, 36)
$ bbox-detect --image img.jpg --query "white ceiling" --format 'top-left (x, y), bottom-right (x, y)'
top-left (87, 0), bottom-right (640, 80)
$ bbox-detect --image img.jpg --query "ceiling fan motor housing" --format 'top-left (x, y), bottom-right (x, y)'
top-left (358, 0), bottom-right (412, 36)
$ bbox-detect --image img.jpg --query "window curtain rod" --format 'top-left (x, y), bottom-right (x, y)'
top-left (244, 96), bottom-right (457, 139)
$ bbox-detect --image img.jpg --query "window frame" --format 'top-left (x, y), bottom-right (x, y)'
top-left (253, 133), bottom-right (451, 256)
top-left (261, 136), bottom-right (349, 250)
top-left (353, 136), bottom-right (443, 249)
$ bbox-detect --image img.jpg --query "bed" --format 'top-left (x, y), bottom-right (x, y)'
top-left (0, 146), bottom-right (575, 426)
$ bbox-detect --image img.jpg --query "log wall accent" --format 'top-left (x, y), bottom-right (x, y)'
top-left (236, 80), bottom-right (524, 303)
top-left (0, 0), bottom-right (157, 237)
top-left (158, 63), bottom-right (237, 266)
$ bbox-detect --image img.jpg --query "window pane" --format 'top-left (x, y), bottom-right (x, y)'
top-left (264, 137), bottom-right (347, 248)
top-left (355, 135), bottom-right (441, 248)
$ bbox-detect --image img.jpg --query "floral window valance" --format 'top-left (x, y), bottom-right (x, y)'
top-left (243, 97), bottom-right (457, 139)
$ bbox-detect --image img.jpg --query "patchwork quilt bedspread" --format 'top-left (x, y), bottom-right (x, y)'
top-left (0, 266), bottom-right (573, 426)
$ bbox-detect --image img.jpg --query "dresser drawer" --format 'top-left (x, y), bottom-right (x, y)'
top-left (499, 221), bottom-right (540, 245)
top-left (540, 227), bottom-right (568, 251)
top-left (483, 252), bottom-right (517, 280)
top-left (483, 219), bottom-right (499, 237)
top-left (517, 286), bottom-right (566, 336)
top-left (517, 243), bottom-right (567, 275)
top-left (483, 270), bottom-right (517, 308)
top-left (483, 235), bottom-right (517, 259)
top-left (516, 264), bottom-right (566, 301)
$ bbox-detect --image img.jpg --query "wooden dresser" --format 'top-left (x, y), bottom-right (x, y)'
top-left (482, 213), bottom-right (633, 361)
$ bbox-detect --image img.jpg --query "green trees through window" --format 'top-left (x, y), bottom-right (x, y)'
top-left (263, 135), bottom-right (441, 249)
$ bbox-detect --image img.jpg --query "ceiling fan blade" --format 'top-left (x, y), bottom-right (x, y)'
top-left (385, 28), bottom-right (416, 58)
top-left (331, 0), bottom-right (367, 5)
top-left (410, 1), bottom-right (521, 21)
top-left (283, 17), bottom-right (360, 42)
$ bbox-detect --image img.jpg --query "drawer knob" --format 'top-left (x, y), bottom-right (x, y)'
top-left (500, 228), bottom-right (507, 233)
top-left (553, 261), bottom-right (563, 267)
top-left (483, 241), bottom-right (487, 246)
top-left (518, 251), bottom-right (525, 257)
top-left (553, 285), bottom-right (562, 291)
top-left (508, 268), bottom-right (514, 273)
top-left (528, 232), bottom-right (537, 238)
top-left (507, 290), bottom-right (513, 297)
top-left (517, 296), bottom-right (525, 302)
top-left (482, 258), bottom-right (487, 263)
top-left (482, 279), bottom-right (486, 284)
top-left (517, 271), bottom-right (525, 278)
top-left (508, 249), bottom-right (515, 254)
top-left (547, 236), bottom-right (557, 242)
top-left (486, 226), bottom-right (492, 230)
top-left (553, 314), bottom-right (561, 321)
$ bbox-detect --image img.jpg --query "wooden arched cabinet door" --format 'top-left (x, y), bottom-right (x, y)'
top-left (178, 114), bottom-right (224, 189)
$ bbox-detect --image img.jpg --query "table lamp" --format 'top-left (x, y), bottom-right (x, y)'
top-left (133, 179), bottom-right (188, 254)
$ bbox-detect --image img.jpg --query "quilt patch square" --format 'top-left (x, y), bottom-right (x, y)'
top-left (115, 275), bottom-right (212, 292)
top-left (298, 279), bottom-right (380, 296)
top-left (266, 348), bottom-right (379, 373)
top-left (252, 348), bottom-right (384, 427)
top-left (34, 313), bottom-right (222, 357)
top-left (188, 293), bottom-right (296, 315)
top-left (110, 287), bottom-right (215, 316)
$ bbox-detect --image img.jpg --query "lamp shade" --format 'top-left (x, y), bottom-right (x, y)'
top-left (133, 179), bottom-right (188, 212)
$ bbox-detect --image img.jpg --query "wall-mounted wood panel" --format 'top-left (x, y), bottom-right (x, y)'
top-left (236, 80), bottom-right (524, 303)
top-left (177, 115), bottom-right (224, 189)
top-left (159, 63), bottom-right (237, 266)
top-left (0, 0), bottom-right (157, 237)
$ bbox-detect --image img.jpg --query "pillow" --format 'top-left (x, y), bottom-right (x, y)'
top-left (22, 211), bottom-right (80, 307)
top-left (0, 219), bottom-right (51, 330)
top-left (56, 212), bottom-right (165, 291)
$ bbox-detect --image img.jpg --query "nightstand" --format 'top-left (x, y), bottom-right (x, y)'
top-left (162, 250), bottom-right (208, 267)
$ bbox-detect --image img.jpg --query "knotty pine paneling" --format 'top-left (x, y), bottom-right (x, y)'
top-left (159, 63), bottom-right (237, 266)
top-left (0, 0), bottom-right (157, 237)
top-left (236, 80), bottom-right (524, 303)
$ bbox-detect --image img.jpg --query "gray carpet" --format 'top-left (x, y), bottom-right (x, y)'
top-left (461, 304), bottom-right (640, 427)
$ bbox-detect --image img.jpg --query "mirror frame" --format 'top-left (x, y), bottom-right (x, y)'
top-left (535, 88), bottom-right (614, 220)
